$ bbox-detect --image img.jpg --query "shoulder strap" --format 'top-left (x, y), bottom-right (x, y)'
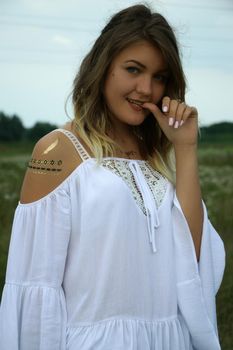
top-left (55, 128), bottom-right (91, 161)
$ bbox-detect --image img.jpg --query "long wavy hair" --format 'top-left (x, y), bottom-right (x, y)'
top-left (70, 4), bottom-right (187, 183)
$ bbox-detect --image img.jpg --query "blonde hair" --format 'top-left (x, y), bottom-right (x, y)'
top-left (70, 4), bottom-right (186, 184)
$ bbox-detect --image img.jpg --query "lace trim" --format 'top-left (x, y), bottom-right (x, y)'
top-left (101, 159), bottom-right (168, 215)
top-left (53, 129), bottom-right (168, 215)
top-left (56, 129), bottom-right (91, 161)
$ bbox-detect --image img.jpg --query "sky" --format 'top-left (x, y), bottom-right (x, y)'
top-left (0, 0), bottom-right (233, 128)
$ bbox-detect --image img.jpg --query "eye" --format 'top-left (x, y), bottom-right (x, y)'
top-left (154, 74), bottom-right (168, 83)
top-left (126, 66), bottom-right (140, 74)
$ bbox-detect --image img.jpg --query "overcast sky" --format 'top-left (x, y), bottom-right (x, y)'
top-left (0, 0), bottom-right (233, 128)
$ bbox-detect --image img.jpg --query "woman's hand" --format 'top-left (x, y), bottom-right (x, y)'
top-left (142, 96), bottom-right (199, 146)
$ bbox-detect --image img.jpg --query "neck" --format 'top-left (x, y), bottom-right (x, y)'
top-left (107, 127), bottom-right (132, 144)
top-left (106, 128), bottom-right (144, 160)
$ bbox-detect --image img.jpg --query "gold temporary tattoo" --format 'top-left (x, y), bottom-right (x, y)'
top-left (27, 158), bottom-right (63, 175)
top-left (119, 150), bottom-right (138, 159)
top-left (42, 139), bottom-right (59, 155)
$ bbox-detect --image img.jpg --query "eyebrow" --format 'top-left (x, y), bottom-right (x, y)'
top-left (124, 59), bottom-right (146, 68)
top-left (124, 59), bottom-right (169, 73)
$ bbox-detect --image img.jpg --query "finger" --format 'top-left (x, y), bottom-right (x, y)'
top-left (142, 102), bottom-right (164, 120)
top-left (173, 103), bottom-right (187, 128)
top-left (162, 96), bottom-right (171, 113)
top-left (182, 106), bottom-right (194, 122)
top-left (190, 106), bottom-right (198, 117)
top-left (168, 99), bottom-right (179, 126)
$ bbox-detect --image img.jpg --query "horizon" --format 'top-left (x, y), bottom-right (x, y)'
top-left (0, 0), bottom-right (233, 127)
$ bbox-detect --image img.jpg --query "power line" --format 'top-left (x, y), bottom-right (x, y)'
top-left (1, 19), bottom-right (233, 34)
top-left (0, 53), bottom-right (232, 66)
top-left (0, 12), bottom-right (98, 24)
top-left (0, 36), bottom-right (231, 49)
top-left (1, 2), bottom-right (233, 18)
top-left (0, 9), bottom-right (211, 33)
top-left (1, 23), bottom-right (232, 44)
top-left (0, 58), bottom-right (75, 65)
top-left (160, 2), bottom-right (233, 12)
top-left (0, 18), bottom-right (98, 34)
top-left (0, 46), bottom-right (80, 55)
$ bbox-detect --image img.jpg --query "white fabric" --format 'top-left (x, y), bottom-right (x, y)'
top-left (0, 137), bottom-right (225, 349)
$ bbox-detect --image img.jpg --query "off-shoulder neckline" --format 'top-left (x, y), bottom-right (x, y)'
top-left (18, 158), bottom-right (149, 207)
top-left (55, 128), bottom-right (148, 162)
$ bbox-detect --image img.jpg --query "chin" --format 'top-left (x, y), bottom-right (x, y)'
top-left (136, 111), bottom-right (149, 122)
top-left (127, 116), bottom-right (147, 126)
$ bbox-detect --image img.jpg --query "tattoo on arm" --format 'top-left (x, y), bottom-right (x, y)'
top-left (27, 158), bottom-right (63, 175)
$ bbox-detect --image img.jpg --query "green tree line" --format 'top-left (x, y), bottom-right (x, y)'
top-left (0, 111), bottom-right (233, 143)
top-left (0, 112), bottom-right (58, 142)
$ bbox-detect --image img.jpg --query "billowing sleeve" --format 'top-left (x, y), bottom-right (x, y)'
top-left (172, 192), bottom-right (225, 350)
top-left (0, 188), bottom-right (71, 350)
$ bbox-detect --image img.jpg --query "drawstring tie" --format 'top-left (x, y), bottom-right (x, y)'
top-left (129, 161), bottom-right (160, 253)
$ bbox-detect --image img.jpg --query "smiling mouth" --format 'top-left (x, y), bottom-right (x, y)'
top-left (126, 97), bottom-right (147, 106)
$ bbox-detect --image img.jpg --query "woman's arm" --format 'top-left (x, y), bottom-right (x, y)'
top-left (142, 97), bottom-right (203, 261)
top-left (142, 98), bottom-right (225, 349)
top-left (0, 129), bottom-right (81, 349)
top-left (174, 144), bottom-right (203, 261)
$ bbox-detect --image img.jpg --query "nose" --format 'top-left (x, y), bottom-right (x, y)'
top-left (136, 75), bottom-right (152, 97)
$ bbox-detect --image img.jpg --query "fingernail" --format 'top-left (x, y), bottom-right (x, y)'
top-left (162, 105), bottom-right (168, 112)
top-left (174, 121), bottom-right (179, 129)
top-left (169, 117), bottom-right (174, 126)
top-left (180, 120), bottom-right (184, 126)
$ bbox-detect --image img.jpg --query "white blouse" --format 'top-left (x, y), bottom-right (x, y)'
top-left (0, 128), bottom-right (225, 350)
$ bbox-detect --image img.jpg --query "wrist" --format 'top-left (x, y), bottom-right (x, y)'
top-left (174, 144), bottom-right (199, 164)
top-left (174, 143), bottom-right (198, 153)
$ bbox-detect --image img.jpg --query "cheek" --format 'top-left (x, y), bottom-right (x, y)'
top-left (105, 75), bottom-right (119, 97)
top-left (109, 70), bottom-right (131, 91)
top-left (152, 84), bottom-right (166, 103)
top-left (103, 76), bottom-right (115, 102)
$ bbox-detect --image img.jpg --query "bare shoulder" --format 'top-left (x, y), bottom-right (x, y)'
top-left (19, 128), bottom-right (83, 204)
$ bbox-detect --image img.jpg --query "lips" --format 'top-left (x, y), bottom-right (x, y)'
top-left (126, 97), bottom-right (145, 106)
top-left (126, 98), bottom-right (144, 112)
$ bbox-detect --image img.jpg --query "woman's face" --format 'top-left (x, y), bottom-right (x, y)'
top-left (103, 40), bottom-right (169, 131)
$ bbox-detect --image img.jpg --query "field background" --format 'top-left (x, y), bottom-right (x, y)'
top-left (0, 141), bottom-right (232, 349)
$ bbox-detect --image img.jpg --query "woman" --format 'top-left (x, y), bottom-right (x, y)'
top-left (0, 4), bottom-right (225, 350)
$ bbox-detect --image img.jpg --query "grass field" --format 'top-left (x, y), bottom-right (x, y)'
top-left (0, 141), bottom-right (232, 348)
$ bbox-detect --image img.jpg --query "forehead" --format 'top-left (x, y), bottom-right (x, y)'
top-left (111, 40), bottom-right (166, 69)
